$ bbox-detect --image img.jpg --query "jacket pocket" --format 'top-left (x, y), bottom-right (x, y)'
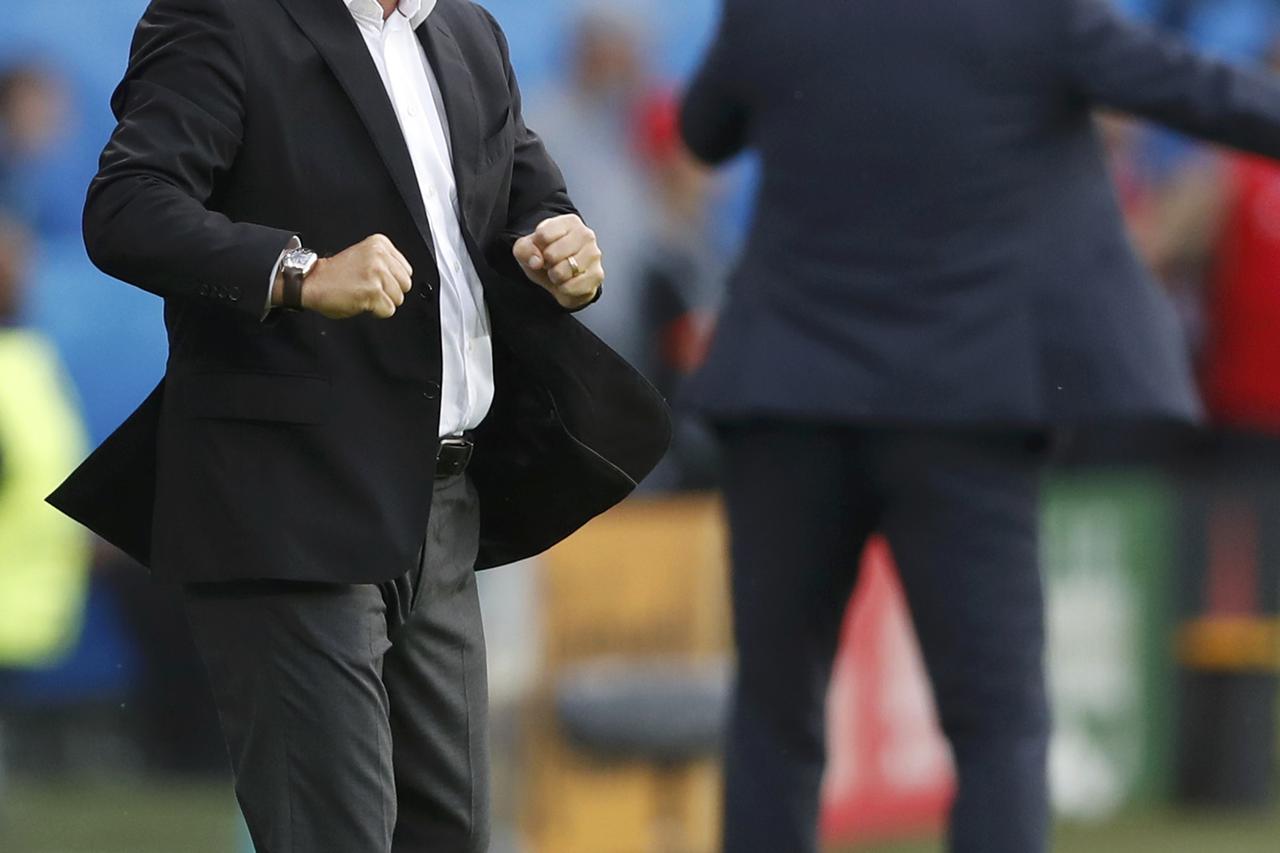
top-left (180, 371), bottom-right (331, 424)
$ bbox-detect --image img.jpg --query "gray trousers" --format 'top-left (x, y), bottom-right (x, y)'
top-left (183, 475), bottom-right (489, 853)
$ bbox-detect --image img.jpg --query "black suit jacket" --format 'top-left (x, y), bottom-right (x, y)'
top-left (680, 0), bottom-right (1280, 426)
top-left (48, 0), bottom-right (670, 582)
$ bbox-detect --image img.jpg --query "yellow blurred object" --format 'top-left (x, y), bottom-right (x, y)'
top-left (0, 328), bottom-right (91, 667)
top-left (1177, 616), bottom-right (1280, 672)
top-left (525, 495), bottom-right (731, 853)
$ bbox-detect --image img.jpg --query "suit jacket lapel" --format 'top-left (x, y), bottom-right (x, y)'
top-left (419, 15), bottom-right (482, 215)
top-left (273, 0), bottom-right (434, 252)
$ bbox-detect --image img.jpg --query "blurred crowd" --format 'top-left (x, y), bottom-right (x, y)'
top-left (529, 9), bottom-right (729, 491)
top-left (1, 0), bottom-right (1279, 845)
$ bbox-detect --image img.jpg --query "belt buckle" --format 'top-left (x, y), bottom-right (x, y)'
top-left (436, 435), bottom-right (474, 479)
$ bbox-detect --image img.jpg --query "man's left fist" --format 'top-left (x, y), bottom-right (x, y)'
top-left (512, 214), bottom-right (604, 311)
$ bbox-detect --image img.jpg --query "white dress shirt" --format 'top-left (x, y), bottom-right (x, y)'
top-left (272, 0), bottom-right (493, 438)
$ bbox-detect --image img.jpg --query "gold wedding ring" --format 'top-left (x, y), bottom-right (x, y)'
top-left (567, 255), bottom-right (582, 279)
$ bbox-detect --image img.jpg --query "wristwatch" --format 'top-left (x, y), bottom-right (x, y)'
top-left (281, 247), bottom-right (319, 311)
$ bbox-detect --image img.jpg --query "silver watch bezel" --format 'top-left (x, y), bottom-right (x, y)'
top-left (282, 247), bottom-right (319, 278)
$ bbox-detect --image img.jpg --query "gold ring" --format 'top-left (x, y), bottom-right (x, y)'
top-left (567, 256), bottom-right (582, 279)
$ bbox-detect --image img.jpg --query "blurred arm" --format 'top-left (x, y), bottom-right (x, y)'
top-left (680, 12), bottom-right (750, 166)
top-left (1144, 156), bottom-right (1233, 278)
top-left (1065, 0), bottom-right (1280, 160)
top-left (82, 0), bottom-right (296, 319)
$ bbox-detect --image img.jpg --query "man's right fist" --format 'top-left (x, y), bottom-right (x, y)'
top-left (275, 234), bottom-right (413, 319)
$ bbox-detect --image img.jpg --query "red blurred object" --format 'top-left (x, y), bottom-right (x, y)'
top-left (634, 88), bottom-right (683, 167)
top-left (821, 538), bottom-right (955, 844)
top-left (1201, 155), bottom-right (1280, 432)
top-left (659, 311), bottom-right (716, 374)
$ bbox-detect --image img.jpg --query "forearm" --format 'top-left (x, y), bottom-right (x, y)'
top-left (680, 67), bottom-right (749, 165)
top-left (1068, 0), bottom-right (1280, 160)
top-left (1146, 158), bottom-right (1231, 276)
top-left (85, 0), bottom-right (295, 318)
top-left (84, 174), bottom-right (295, 316)
top-left (680, 10), bottom-right (750, 166)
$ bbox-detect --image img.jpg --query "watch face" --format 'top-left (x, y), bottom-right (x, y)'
top-left (284, 248), bottom-right (318, 274)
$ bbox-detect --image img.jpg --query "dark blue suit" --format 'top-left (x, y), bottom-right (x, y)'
top-left (683, 0), bottom-right (1280, 426)
top-left (681, 1), bottom-right (1280, 851)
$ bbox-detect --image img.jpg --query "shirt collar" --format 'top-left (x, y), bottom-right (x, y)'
top-left (344, 0), bottom-right (437, 30)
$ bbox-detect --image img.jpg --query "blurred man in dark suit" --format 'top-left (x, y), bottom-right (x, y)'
top-left (681, 1), bottom-right (1280, 851)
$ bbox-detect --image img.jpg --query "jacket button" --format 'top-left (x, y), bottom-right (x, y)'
top-left (423, 381), bottom-right (441, 400)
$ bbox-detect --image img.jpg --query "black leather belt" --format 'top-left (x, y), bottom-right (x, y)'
top-left (435, 434), bottom-right (475, 479)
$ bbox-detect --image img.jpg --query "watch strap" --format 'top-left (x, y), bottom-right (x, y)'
top-left (282, 265), bottom-right (306, 311)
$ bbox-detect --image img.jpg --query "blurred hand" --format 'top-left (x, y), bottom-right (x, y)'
top-left (512, 214), bottom-right (604, 310)
top-left (275, 234), bottom-right (413, 319)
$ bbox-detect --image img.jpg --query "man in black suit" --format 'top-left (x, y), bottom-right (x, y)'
top-left (48, 0), bottom-right (669, 850)
top-left (681, 1), bottom-right (1280, 851)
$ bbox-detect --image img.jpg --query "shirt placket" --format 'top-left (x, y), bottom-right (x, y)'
top-left (384, 22), bottom-right (473, 429)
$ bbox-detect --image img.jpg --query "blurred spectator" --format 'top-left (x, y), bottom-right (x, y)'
top-left (0, 214), bottom-right (91, 670)
top-left (531, 8), bottom-right (660, 369)
top-left (1150, 42), bottom-right (1280, 432)
top-left (633, 90), bottom-right (723, 491)
top-left (1144, 36), bottom-right (1280, 809)
top-left (0, 64), bottom-right (69, 222)
top-left (1197, 147), bottom-right (1280, 430)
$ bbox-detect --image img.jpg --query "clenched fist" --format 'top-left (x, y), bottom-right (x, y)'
top-left (513, 214), bottom-right (604, 310)
top-left (273, 234), bottom-right (413, 319)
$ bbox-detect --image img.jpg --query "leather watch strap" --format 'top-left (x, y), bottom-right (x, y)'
top-left (282, 265), bottom-right (306, 311)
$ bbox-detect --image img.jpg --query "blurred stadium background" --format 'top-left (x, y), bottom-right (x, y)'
top-left (1, 1), bottom-right (1278, 851)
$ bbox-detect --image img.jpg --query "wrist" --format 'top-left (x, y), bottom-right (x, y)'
top-left (566, 281), bottom-right (603, 312)
top-left (280, 247), bottom-right (319, 311)
top-left (298, 257), bottom-right (325, 311)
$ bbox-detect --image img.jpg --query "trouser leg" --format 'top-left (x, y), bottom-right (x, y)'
top-left (876, 430), bottom-right (1051, 853)
top-left (718, 424), bottom-right (878, 853)
top-left (387, 474), bottom-right (490, 853)
top-left (183, 474), bottom-right (489, 853)
top-left (183, 580), bottom-right (396, 853)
